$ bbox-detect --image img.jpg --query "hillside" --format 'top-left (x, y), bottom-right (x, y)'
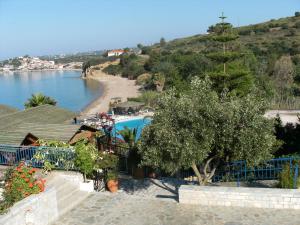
top-left (151, 14), bottom-right (300, 56)
top-left (86, 13), bottom-right (300, 109)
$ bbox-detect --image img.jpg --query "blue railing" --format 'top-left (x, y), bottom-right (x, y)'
top-left (177, 157), bottom-right (299, 188)
top-left (212, 157), bottom-right (298, 183)
top-left (0, 145), bottom-right (76, 170)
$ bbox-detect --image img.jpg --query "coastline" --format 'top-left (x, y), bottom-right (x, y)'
top-left (0, 68), bottom-right (82, 74)
top-left (80, 72), bottom-right (141, 117)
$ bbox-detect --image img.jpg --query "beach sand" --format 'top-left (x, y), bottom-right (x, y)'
top-left (81, 66), bottom-right (141, 117)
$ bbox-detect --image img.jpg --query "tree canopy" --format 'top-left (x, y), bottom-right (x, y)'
top-left (24, 93), bottom-right (57, 109)
top-left (138, 77), bottom-right (277, 185)
top-left (206, 14), bottom-right (254, 96)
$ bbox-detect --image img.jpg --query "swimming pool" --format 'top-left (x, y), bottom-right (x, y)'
top-left (114, 117), bottom-right (152, 140)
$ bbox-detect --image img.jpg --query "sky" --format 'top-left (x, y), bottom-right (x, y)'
top-left (0, 0), bottom-right (299, 60)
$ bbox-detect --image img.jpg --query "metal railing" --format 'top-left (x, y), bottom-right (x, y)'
top-left (0, 145), bottom-right (76, 170)
top-left (178, 157), bottom-right (299, 188)
top-left (97, 141), bottom-right (130, 173)
top-left (212, 157), bottom-right (299, 183)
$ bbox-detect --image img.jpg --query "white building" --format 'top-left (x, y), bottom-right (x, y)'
top-left (107, 49), bottom-right (125, 57)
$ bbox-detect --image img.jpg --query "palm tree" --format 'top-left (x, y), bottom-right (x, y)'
top-left (118, 127), bottom-right (141, 175)
top-left (118, 126), bottom-right (137, 149)
top-left (24, 93), bottom-right (57, 109)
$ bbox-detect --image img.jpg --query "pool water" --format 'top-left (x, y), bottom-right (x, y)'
top-left (114, 117), bottom-right (152, 140)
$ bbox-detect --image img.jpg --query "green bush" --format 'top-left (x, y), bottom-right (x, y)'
top-left (106, 171), bottom-right (118, 181)
top-left (294, 22), bottom-right (300, 29)
top-left (278, 163), bottom-right (300, 189)
top-left (103, 64), bottom-right (122, 75)
top-left (95, 152), bottom-right (119, 182)
top-left (278, 164), bottom-right (293, 188)
top-left (74, 140), bottom-right (97, 182)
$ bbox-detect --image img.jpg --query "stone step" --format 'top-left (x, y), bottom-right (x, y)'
top-left (55, 181), bottom-right (79, 200)
top-left (45, 173), bottom-right (61, 187)
top-left (57, 190), bottom-right (90, 217)
top-left (45, 173), bottom-right (91, 218)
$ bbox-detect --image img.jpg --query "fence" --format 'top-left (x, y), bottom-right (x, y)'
top-left (0, 145), bottom-right (76, 170)
top-left (97, 141), bottom-right (130, 173)
top-left (177, 157), bottom-right (299, 188)
top-left (211, 157), bottom-right (299, 183)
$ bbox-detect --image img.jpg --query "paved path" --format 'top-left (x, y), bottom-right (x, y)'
top-left (53, 178), bottom-right (300, 225)
top-left (54, 193), bottom-right (300, 225)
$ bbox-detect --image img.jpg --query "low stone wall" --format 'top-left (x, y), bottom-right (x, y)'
top-left (179, 185), bottom-right (300, 209)
top-left (0, 187), bottom-right (58, 225)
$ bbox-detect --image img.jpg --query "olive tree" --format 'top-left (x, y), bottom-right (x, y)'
top-left (138, 77), bottom-right (277, 185)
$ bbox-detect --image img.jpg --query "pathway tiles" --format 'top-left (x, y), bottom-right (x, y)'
top-left (54, 177), bottom-right (300, 225)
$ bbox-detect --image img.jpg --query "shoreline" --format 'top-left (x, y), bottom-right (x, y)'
top-left (0, 68), bottom-right (82, 74)
top-left (80, 73), bottom-right (141, 117)
top-left (80, 77), bottom-right (109, 116)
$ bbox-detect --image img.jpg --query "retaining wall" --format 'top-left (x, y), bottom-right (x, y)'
top-left (179, 185), bottom-right (300, 209)
top-left (0, 187), bottom-right (58, 225)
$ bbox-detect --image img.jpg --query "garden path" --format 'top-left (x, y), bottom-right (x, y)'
top-left (53, 178), bottom-right (300, 225)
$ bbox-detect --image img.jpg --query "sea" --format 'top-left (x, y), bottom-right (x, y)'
top-left (0, 70), bottom-right (103, 112)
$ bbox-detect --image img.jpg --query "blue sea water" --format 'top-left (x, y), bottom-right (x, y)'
top-left (0, 70), bottom-right (103, 112)
top-left (114, 118), bottom-right (152, 140)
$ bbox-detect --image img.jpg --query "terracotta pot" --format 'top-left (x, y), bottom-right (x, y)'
top-left (148, 172), bottom-right (156, 179)
top-left (107, 180), bottom-right (118, 193)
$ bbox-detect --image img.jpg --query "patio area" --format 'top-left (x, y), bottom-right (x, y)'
top-left (52, 177), bottom-right (300, 225)
top-left (53, 191), bottom-right (300, 225)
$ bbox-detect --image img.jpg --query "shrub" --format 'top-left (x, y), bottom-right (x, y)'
top-left (93, 66), bottom-right (101, 70)
top-left (127, 91), bottom-right (160, 108)
top-left (294, 22), bottom-right (300, 29)
top-left (74, 140), bottom-right (96, 182)
top-left (106, 171), bottom-right (118, 181)
top-left (136, 73), bottom-right (152, 85)
top-left (295, 12), bottom-right (300, 17)
top-left (95, 152), bottom-right (119, 171)
top-left (278, 163), bottom-right (300, 188)
top-left (103, 64), bottom-right (122, 75)
top-left (1, 163), bottom-right (45, 213)
top-left (94, 152), bottom-right (119, 183)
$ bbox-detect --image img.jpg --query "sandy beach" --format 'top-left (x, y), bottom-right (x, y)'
top-left (81, 66), bottom-right (141, 117)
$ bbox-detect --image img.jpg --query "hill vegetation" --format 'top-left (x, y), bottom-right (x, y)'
top-left (101, 12), bottom-right (300, 109)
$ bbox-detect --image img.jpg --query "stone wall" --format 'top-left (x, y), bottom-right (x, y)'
top-left (0, 187), bottom-right (58, 225)
top-left (179, 185), bottom-right (300, 209)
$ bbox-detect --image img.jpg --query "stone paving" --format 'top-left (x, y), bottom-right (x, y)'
top-left (53, 178), bottom-right (300, 225)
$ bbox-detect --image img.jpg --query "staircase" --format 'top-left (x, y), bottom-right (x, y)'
top-left (45, 171), bottom-right (91, 218)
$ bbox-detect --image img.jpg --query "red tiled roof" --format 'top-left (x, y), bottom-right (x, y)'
top-left (108, 49), bottom-right (124, 53)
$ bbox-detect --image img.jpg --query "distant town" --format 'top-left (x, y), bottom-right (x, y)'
top-left (0, 48), bottom-right (142, 72)
top-left (0, 56), bottom-right (83, 72)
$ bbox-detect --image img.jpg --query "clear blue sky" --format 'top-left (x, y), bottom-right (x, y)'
top-left (0, 0), bottom-right (299, 60)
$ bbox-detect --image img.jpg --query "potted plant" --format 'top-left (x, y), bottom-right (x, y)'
top-left (95, 152), bottom-right (119, 193)
top-left (106, 171), bottom-right (119, 193)
top-left (118, 127), bottom-right (144, 179)
top-left (74, 140), bottom-right (96, 192)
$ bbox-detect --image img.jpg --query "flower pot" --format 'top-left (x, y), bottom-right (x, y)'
top-left (107, 180), bottom-right (118, 193)
top-left (148, 172), bottom-right (156, 179)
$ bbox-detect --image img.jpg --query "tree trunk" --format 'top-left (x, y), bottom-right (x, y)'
top-left (223, 43), bottom-right (226, 74)
top-left (203, 157), bottom-right (219, 184)
top-left (83, 173), bottom-right (86, 183)
top-left (191, 162), bottom-right (203, 185)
